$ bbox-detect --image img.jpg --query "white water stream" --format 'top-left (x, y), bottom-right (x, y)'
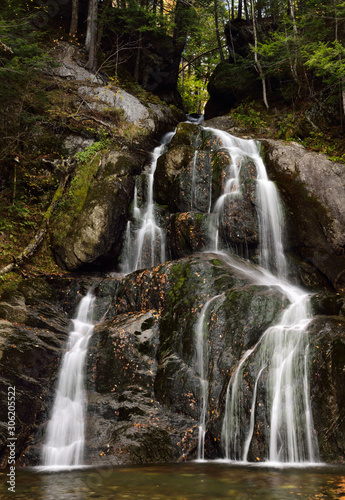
top-left (40, 125), bottom-right (318, 469)
top-left (195, 294), bottom-right (223, 460)
top-left (121, 130), bottom-right (175, 273)
top-left (192, 128), bottom-right (318, 463)
top-left (204, 127), bottom-right (286, 278)
top-left (42, 293), bottom-right (95, 469)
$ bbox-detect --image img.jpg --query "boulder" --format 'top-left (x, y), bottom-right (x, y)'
top-left (262, 139), bottom-right (345, 290)
top-left (54, 152), bottom-right (136, 271)
top-left (80, 253), bottom-right (289, 465)
top-left (77, 86), bottom-right (181, 133)
top-left (204, 62), bottom-right (261, 120)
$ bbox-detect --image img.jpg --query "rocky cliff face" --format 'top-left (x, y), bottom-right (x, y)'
top-left (1, 113), bottom-right (345, 468)
top-left (262, 139), bottom-right (345, 291)
top-left (48, 42), bottom-right (184, 272)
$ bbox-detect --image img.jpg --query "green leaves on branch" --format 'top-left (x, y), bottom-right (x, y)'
top-left (304, 41), bottom-right (345, 84)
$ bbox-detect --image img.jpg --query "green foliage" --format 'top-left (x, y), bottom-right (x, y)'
top-left (304, 41), bottom-right (345, 84)
top-left (100, 4), bottom-right (168, 36)
top-left (178, 0), bottom-right (221, 112)
top-left (74, 134), bottom-right (111, 165)
top-left (231, 101), bottom-right (268, 131)
top-left (0, 194), bottom-right (45, 267)
top-left (178, 72), bottom-right (209, 113)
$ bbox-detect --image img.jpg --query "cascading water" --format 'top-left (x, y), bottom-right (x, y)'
top-left (219, 262), bottom-right (318, 463)
top-left (191, 127), bottom-right (318, 464)
top-left (204, 127), bottom-right (286, 277)
top-left (120, 131), bottom-right (175, 273)
top-left (195, 294), bottom-right (223, 461)
top-left (42, 293), bottom-right (95, 469)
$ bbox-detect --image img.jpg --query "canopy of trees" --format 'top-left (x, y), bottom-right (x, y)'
top-left (1, 1), bottom-right (344, 118)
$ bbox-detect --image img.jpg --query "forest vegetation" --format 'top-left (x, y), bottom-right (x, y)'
top-left (0, 0), bottom-right (345, 290)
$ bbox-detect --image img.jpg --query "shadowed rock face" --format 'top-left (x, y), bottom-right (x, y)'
top-left (84, 253), bottom-right (289, 465)
top-left (0, 276), bottom-right (98, 467)
top-left (308, 317), bottom-right (345, 462)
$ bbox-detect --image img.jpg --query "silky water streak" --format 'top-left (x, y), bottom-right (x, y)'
top-left (42, 293), bottom-right (95, 468)
top-left (121, 130), bottom-right (175, 273)
top-left (193, 127), bottom-right (318, 463)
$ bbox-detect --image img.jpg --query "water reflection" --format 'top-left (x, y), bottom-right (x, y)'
top-left (2, 463), bottom-right (345, 499)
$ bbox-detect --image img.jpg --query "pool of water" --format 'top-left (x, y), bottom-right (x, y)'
top-left (1, 462), bottom-right (345, 499)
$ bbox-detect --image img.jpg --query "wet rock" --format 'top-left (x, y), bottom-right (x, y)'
top-left (86, 309), bottom-right (197, 465)
top-left (83, 253), bottom-right (288, 464)
top-left (310, 293), bottom-right (345, 316)
top-left (308, 317), bottom-right (345, 462)
top-left (262, 139), bottom-right (345, 290)
top-left (218, 157), bottom-right (258, 248)
top-left (0, 276), bottom-right (75, 467)
top-left (167, 212), bottom-right (210, 259)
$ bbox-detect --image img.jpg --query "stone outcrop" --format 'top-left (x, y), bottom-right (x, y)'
top-left (54, 151), bottom-right (137, 271)
top-left (204, 61), bottom-right (261, 120)
top-left (8, 253), bottom-right (344, 466)
top-left (262, 139), bottom-right (345, 291)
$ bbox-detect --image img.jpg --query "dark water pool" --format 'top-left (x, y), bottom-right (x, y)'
top-left (1, 462), bottom-right (345, 499)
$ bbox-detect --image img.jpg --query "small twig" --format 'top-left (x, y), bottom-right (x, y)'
top-left (69, 113), bottom-right (113, 129)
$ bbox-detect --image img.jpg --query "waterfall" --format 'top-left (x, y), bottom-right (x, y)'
top-left (195, 294), bottom-right (223, 461)
top-left (120, 131), bottom-right (175, 273)
top-left (220, 266), bottom-right (318, 463)
top-left (203, 127), bottom-right (286, 277)
top-left (191, 127), bottom-right (318, 463)
top-left (42, 293), bottom-right (95, 469)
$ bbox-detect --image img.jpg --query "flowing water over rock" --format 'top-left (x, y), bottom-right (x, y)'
top-left (38, 125), bottom-right (321, 469)
top-left (120, 131), bottom-right (175, 273)
top-left (195, 294), bottom-right (223, 460)
top-left (184, 127), bottom-right (318, 464)
top-left (42, 293), bottom-right (95, 468)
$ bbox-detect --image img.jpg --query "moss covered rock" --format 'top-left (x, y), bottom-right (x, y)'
top-left (54, 152), bottom-right (136, 271)
top-left (205, 62), bottom-right (261, 120)
top-left (82, 253), bottom-right (288, 465)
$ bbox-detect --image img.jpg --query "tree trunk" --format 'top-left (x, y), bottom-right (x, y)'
top-left (214, 0), bottom-right (225, 61)
top-left (69, 0), bottom-right (79, 38)
top-left (134, 32), bottom-right (142, 82)
top-left (173, 0), bottom-right (190, 53)
top-left (86, 0), bottom-right (98, 72)
top-left (237, 0), bottom-right (243, 20)
top-left (244, 0), bottom-right (249, 22)
top-left (250, 0), bottom-right (269, 109)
